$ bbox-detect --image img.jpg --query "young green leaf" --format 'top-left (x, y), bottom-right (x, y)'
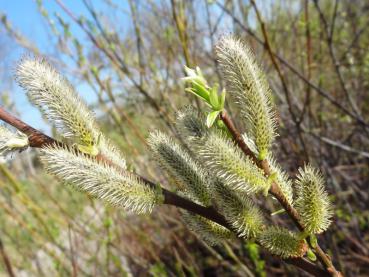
top-left (209, 84), bottom-right (220, 109)
top-left (206, 110), bottom-right (220, 128)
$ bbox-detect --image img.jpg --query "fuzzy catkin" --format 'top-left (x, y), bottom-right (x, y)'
top-left (181, 211), bottom-right (232, 245)
top-left (15, 57), bottom-right (127, 169)
top-left (176, 106), bottom-right (208, 142)
top-left (40, 145), bottom-right (162, 214)
top-left (295, 165), bottom-right (333, 234)
top-left (242, 133), bottom-right (294, 205)
top-left (214, 182), bottom-right (265, 239)
top-left (216, 36), bottom-right (277, 160)
top-left (200, 130), bottom-right (269, 194)
top-left (148, 131), bottom-right (211, 205)
top-left (0, 125), bottom-right (29, 157)
top-left (259, 226), bottom-right (307, 258)
top-left (16, 57), bottom-right (99, 147)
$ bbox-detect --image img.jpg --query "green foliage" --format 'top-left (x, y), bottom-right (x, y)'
top-left (245, 242), bottom-right (266, 277)
top-left (183, 66), bottom-right (225, 127)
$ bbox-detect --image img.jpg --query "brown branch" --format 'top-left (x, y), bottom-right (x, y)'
top-left (219, 110), bottom-right (342, 277)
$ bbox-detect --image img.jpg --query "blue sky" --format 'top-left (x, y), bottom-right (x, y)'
top-left (0, 0), bottom-right (127, 133)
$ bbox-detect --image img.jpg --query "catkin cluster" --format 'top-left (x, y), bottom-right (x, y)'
top-left (1, 36), bottom-right (334, 261)
top-left (165, 36), bottom-right (333, 258)
top-left (11, 57), bottom-right (163, 213)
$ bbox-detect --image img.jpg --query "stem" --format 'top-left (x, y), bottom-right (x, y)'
top-left (220, 110), bottom-right (342, 277)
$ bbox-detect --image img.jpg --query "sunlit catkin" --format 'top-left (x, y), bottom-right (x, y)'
top-left (216, 36), bottom-right (277, 160)
top-left (214, 182), bottom-right (265, 239)
top-left (40, 145), bottom-right (163, 214)
top-left (148, 131), bottom-right (211, 205)
top-left (295, 166), bottom-right (333, 234)
top-left (200, 130), bottom-right (269, 194)
top-left (259, 226), bottom-right (307, 258)
top-left (15, 57), bottom-right (127, 169)
top-left (0, 125), bottom-right (29, 157)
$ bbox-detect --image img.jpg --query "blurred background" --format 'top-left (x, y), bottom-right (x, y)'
top-left (0, 0), bottom-right (368, 276)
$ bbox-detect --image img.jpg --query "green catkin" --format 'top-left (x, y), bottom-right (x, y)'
top-left (40, 145), bottom-right (163, 214)
top-left (214, 182), bottom-right (265, 239)
top-left (242, 133), bottom-right (294, 205)
top-left (181, 211), bottom-right (232, 246)
top-left (148, 131), bottom-right (211, 205)
top-left (176, 106), bottom-right (208, 142)
top-left (200, 130), bottom-right (269, 194)
top-left (16, 57), bottom-right (127, 169)
top-left (259, 226), bottom-right (307, 258)
top-left (295, 165), bottom-right (333, 234)
top-left (216, 36), bottom-right (277, 160)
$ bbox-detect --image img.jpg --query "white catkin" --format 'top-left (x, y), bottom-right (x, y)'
top-left (213, 181), bottom-right (265, 239)
top-left (40, 145), bottom-right (162, 214)
top-left (259, 226), bottom-right (307, 258)
top-left (200, 130), bottom-right (268, 194)
top-left (16, 56), bottom-right (126, 169)
top-left (181, 211), bottom-right (232, 246)
top-left (216, 36), bottom-right (277, 159)
top-left (0, 125), bottom-right (29, 157)
top-left (148, 131), bottom-right (211, 205)
top-left (295, 165), bottom-right (333, 234)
